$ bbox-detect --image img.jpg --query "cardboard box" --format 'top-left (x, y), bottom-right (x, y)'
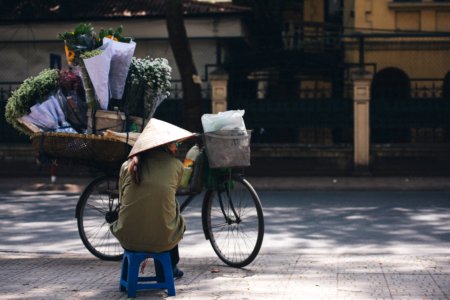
top-left (88, 110), bottom-right (147, 133)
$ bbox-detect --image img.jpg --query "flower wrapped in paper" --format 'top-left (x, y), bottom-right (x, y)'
top-left (122, 57), bottom-right (172, 119)
top-left (20, 90), bottom-right (77, 133)
top-left (4, 69), bottom-right (59, 134)
top-left (5, 23), bottom-right (173, 140)
top-left (106, 37), bottom-right (136, 100)
top-left (58, 69), bottom-right (88, 132)
top-left (59, 24), bottom-right (135, 110)
top-left (58, 23), bottom-right (100, 66)
top-left (98, 26), bottom-right (135, 100)
top-left (81, 37), bottom-right (136, 110)
top-left (82, 41), bottom-right (113, 110)
top-left (4, 68), bottom-right (89, 135)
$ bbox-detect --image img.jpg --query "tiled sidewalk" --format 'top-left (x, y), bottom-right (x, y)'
top-left (1, 178), bottom-right (449, 299)
top-left (0, 252), bottom-right (449, 299)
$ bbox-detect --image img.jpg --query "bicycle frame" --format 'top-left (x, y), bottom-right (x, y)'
top-left (177, 171), bottom-right (245, 241)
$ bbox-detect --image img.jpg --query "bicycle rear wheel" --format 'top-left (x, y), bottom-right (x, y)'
top-left (76, 176), bottom-right (123, 261)
top-left (203, 175), bottom-right (264, 268)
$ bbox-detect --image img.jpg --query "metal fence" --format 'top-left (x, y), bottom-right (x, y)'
top-left (226, 31), bottom-right (450, 144)
top-left (350, 33), bottom-right (450, 144)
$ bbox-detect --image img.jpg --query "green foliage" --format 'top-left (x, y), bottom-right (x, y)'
top-left (58, 23), bottom-right (133, 66)
top-left (98, 25), bottom-right (132, 43)
top-left (80, 49), bottom-right (103, 59)
top-left (57, 23), bottom-right (100, 53)
top-left (4, 69), bottom-right (59, 134)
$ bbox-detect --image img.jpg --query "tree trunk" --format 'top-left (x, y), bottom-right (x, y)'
top-left (166, 0), bottom-right (203, 132)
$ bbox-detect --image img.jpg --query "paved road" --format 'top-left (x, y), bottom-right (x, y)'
top-left (0, 178), bottom-right (449, 299)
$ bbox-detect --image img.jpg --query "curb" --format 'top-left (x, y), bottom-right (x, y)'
top-left (1, 176), bottom-right (450, 192)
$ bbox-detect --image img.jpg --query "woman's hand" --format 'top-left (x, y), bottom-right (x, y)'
top-left (128, 155), bottom-right (140, 184)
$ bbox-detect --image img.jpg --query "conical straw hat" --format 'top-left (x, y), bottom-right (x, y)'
top-left (128, 118), bottom-right (194, 158)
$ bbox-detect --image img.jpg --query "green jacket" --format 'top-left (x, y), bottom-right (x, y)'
top-left (111, 150), bottom-right (185, 252)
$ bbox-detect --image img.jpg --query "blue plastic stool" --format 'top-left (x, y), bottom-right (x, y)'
top-left (120, 250), bottom-right (176, 298)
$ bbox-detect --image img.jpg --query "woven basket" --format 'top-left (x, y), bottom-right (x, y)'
top-left (31, 132), bottom-right (131, 171)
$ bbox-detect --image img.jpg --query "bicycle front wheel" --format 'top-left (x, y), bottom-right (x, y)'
top-left (76, 176), bottom-right (123, 261)
top-left (203, 175), bottom-right (264, 268)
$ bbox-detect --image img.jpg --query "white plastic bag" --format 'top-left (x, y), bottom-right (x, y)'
top-left (201, 110), bottom-right (246, 133)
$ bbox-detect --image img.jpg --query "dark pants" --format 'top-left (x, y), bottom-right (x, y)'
top-left (155, 245), bottom-right (179, 278)
top-left (168, 245), bottom-right (180, 268)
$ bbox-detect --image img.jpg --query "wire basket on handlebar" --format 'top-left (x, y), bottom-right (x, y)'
top-left (203, 130), bottom-right (252, 169)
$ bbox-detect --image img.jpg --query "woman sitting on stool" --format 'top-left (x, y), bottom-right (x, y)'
top-left (111, 118), bottom-right (194, 278)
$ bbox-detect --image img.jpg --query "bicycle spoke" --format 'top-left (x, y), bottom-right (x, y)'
top-left (210, 223), bottom-right (229, 229)
top-left (85, 203), bottom-right (108, 214)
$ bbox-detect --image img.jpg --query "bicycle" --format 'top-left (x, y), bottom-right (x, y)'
top-left (74, 133), bottom-right (265, 268)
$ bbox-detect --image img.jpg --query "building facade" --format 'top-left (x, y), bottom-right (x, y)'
top-left (1, 0), bottom-right (450, 175)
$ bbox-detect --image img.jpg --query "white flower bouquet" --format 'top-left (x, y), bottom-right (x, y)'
top-left (122, 57), bottom-right (172, 119)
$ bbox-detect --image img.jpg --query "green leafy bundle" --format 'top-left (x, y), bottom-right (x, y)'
top-left (5, 69), bottom-right (59, 133)
top-left (58, 23), bottom-right (100, 63)
top-left (57, 23), bottom-right (98, 47)
top-left (98, 25), bottom-right (132, 43)
top-left (58, 23), bottom-right (132, 66)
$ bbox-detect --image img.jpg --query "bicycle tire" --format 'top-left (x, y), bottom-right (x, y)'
top-left (203, 175), bottom-right (264, 268)
top-left (76, 175), bottom-right (123, 261)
